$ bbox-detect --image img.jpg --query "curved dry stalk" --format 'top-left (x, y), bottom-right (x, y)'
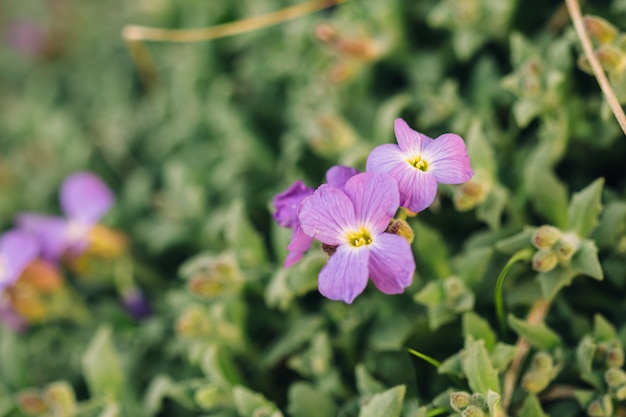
top-left (565, 0), bottom-right (626, 136)
top-left (123, 0), bottom-right (349, 87)
top-left (122, 0), bottom-right (349, 43)
top-left (502, 299), bottom-right (552, 413)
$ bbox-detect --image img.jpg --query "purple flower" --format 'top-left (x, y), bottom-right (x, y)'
top-left (121, 288), bottom-right (152, 321)
top-left (273, 166), bottom-right (360, 268)
top-left (16, 172), bottom-right (114, 262)
top-left (366, 118), bottom-right (473, 213)
top-left (298, 172), bottom-right (415, 303)
top-left (5, 20), bottom-right (48, 57)
top-left (0, 230), bottom-right (40, 292)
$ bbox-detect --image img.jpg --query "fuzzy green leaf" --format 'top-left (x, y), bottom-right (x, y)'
top-left (462, 338), bottom-right (500, 395)
top-left (525, 168), bottom-right (568, 228)
top-left (567, 178), bottom-right (604, 238)
top-left (81, 326), bottom-right (124, 400)
top-left (508, 315), bottom-right (562, 350)
top-left (496, 228), bottom-right (534, 254)
top-left (288, 383), bottom-right (337, 417)
top-left (233, 386), bottom-right (282, 417)
top-left (477, 185), bottom-right (508, 230)
top-left (570, 240), bottom-right (603, 281)
top-left (355, 364), bottom-right (386, 396)
top-left (537, 267), bottom-right (578, 300)
top-left (413, 221), bottom-right (451, 279)
top-left (463, 312), bottom-right (496, 351)
top-left (358, 385), bottom-right (406, 417)
top-left (593, 314), bottom-right (617, 342)
top-left (518, 394), bottom-right (548, 417)
top-left (593, 201), bottom-right (626, 249)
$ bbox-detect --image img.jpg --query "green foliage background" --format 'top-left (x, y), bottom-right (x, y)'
top-left (2, 0), bottom-right (626, 416)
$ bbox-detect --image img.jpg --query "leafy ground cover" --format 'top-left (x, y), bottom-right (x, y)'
top-left (2, 0), bottom-right (626, 416)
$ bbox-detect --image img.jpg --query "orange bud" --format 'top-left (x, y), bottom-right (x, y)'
top-left (584, 15), bottom-right (618, 44)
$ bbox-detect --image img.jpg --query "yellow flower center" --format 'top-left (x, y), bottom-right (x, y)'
top-left (346, 228), bottom-right (373, 247)
top-left (408, 156), bottom-right (429, 172)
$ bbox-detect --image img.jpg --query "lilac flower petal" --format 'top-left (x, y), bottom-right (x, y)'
top-left (284, 225), bottom-right (314, 268)
top-left (318, 245), bottom-right (369, 303)
top-left (423, 133), bottom-right (473, 184)
top-left (392, 166), bottom-right (438, 213)
top-left (0, 230), bottom-right (39, 289)
top-left (298, 185), bottom-right (356, 246)
top-left (326, 165), bottom-right (359, 189)
top-left (366, 144), bottom-right (405, 174)
top-left (394, 118), bottom-right (432, 154)
top-left (343, 173), bottom-right (399, 234)
top-left (60, 172), bottom-right (114, 224)
top-left (272, 180), bottom-right (314, 228)
top-left (15, 213), bottom-right (68, 262)
top-left (368, 234), bottom-right (415, 294)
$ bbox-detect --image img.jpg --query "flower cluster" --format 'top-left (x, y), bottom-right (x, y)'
top-left (0, 172), bottom-right (147, 330)
top-left (273, 118), bottom-right (473, 303)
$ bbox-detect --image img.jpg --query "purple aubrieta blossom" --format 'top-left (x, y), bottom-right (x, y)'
top-left (298, 172), bottom-right (415, 304)
top-left (0, 230), bottom-right (40, 292)
top-left (273, 166), bottom-right (360, 268)
top-left (15, 172), bottom-right (114, 262)
top-left (366, 118), bottom-right (473, 213)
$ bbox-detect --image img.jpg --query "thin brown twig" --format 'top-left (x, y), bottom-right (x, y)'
top-left (565, 0), bottom-right (626, 136)
top-left (502, 299), bottom-right (552, 413)
top-left (122, 0), bottom-right (349, 88)
top-left (121, 0), bottom-right (349, 43)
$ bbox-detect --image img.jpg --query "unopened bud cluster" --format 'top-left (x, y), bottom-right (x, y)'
top-left (453, 176), bottom-right (491, 212)
top-left (521, 351), bottom-right (558, 393)
top-left (579, 16), bottom-right (626, 96)
top-left (530, 226), bottom-right (581, 272)
top-left (450, 391), bottom-right (488, 416)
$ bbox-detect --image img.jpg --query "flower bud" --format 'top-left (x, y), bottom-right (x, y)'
top-left (453, 179), bottom-right (490, 211)
top-left (596, 45), bottom-right (625, 75)
top-left (577, 55), bottom-right (593, 74)
top-left (532, 249), bottom-right (558, 272)
top-left (584, 15), bottom-right (618, 44)
top-left (462, 405), bottom-right (485, 417)
top-left (554, 233), bottom-right (581, 263)
top-left (44, 381), bottom-right (77, 417)
top-left (522, 369), bottom-right (552, 393)
top-left (444, 277), bottom-right (466, 301)
top-left (606, 345), bottom-right (625, 368)
top-left (450, 391), bottom-right (471, 412)
top-left (587, 395), bottom-right (613, 417)
top-left (315, 23), bottom-right (337, 43)
top-left (615, 385), bottom-right (626, 401)
top-left (16, 390), bottom-right (49, 415)
top-left (470, 392), bottom-right (487, 410)
top-left (531, 226), bottom-right (562, 250)
top-left (604, 367), bottom-right (626, 388)
top-left (195, 385), bottom-right (222, 410)
top-left (532, 351), bottom-right (554, 371)
top-left (385, 219), bottom-right (414, 244)
top-left (175, 307), bottom-right (212, 338)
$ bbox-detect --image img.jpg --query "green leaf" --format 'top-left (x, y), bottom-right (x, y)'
top-left (413, 221), bottom-right (451, 279)
top-left (490, 343), bottom-right (518, 371)
top-left (537, 267), bottom-right (578, 300)
top-left (593, 314), bottom-right (617, 342)
top-left (462, 312), bottom-right (496, 351)
top-left (355, 364), bottom-right (386, 396)
top-left (570, 240), bottom-right (603, 281)
top-left (454, 247), bottom-right (493, 287)
top-left (81, 326), bottom-right (124, 400)
top-left (573, 389), bottom-right (596, 408)
top-left (466, 119), bottom-right (496, 175)
top-left (567, 178), bottom-right (604, 238)
top-left (358, 385), bottom-right (406, 417)
top-left (518, 394), bottom-right (548, 417)
top-left (462, 338), bottom-right (500, 395)
top-left (224, 199), bottom-right (268, 268)
top-left (200, 344), bottom-right (243, 388)
top-left (576, 336), bottom-right (596, 375)
top-left (508, 315), bottom-right (562, 350)
top-left (476, 185), bottom-right (508, 230)
top-left (496, 228), bottom-right (534, 254)
top-left (593, 201), bottom-right (626, 248)
top-left (232, 386), bottom-right (282, 417)
top-left (438, 353), bottom-right (465, 379)
top-left (287, 383), bottom-right (337, 417)
top-left (413, 281), bottom-right (445, 306)
top-left (525, 168), bottom-right (568, 228)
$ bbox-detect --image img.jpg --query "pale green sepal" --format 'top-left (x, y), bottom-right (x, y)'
top-left (358, 385), bottom-right (406, 417)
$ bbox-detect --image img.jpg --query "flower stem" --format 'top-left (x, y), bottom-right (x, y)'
top-left (494, 249), bottom-right (533, 334)
top-left (407, 348), bottom-right (441, 368)
top-left (565, 0), bottom-right (626, 136)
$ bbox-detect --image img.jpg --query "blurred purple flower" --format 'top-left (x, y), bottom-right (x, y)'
top-left (273, 166), bottom-right (360, 267)
top-left (0, 230), bottom-right (40, 292)
top-left (0, 299), bottom-right (28, 332)
top-left (298, 172), bottom-right (414, 304)
top-left (366, 118), bottom-right (473, 213)
top-left (121, 288), bottom-right (152, 321)
top-left (16, 172), bottom-right (114, 262)
top-left (5, 20), bottom-right (48, 56)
